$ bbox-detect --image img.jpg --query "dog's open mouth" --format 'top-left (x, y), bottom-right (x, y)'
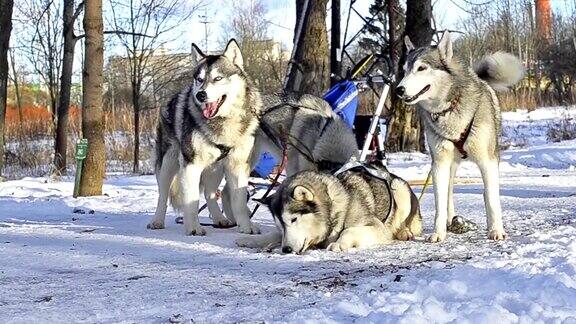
top-left (202, 95), bottom-right (227, 119)
top-left (404, 85), bottom-right (430, 103)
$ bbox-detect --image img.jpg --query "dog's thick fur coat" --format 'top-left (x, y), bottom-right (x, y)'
top-left (237, 164), bottom-right (422, 253)
top-left (148, 39), bottom-right (262, 236)
top-left (397, 31), bottom-right (525, 242)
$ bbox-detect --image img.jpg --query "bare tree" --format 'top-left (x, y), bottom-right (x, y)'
top-left (221, 0), bottom-right (287, 94)
top-left (79, 0), bottom-right (105, 196)
top-left (15, 0), bottom-right (63, 122)
top-left (54, 0), bottom-right (84, 175)
top-left (284, 0), bottom-right (330, 96)
top-left (108, 0), bottom-right (201, 174)
top-left (0, 0), bottom-right (14, 178)
top-left (452, 0), bottom-right (575, 109)
top-left (8, 49), bottom-right (23, 137)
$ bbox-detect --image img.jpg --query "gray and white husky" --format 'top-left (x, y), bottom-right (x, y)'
top-left (237, 161), bottom-right (422, 253)
top-left (396, 31), bottom-right (525, 242)
top-left (257, 93), bottom-right (359, 175)
top-left (147, 39), bottom-right (262, 236)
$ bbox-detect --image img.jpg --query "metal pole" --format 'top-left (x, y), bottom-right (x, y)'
top-left (330, 0), bottom-right (341, 85)
top-left (283, 0), bottom-right (310, 90)
top-left (199, 8), bottom-right (211, 51)
top-left (360, 84), bottom-right (390, 162)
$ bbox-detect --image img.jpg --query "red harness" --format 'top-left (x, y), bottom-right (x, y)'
top-left (429, 96), bottom-right (474, 159)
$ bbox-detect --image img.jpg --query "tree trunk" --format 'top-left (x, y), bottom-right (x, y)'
top-left (132, 83), bottom-right (140, 174)
top-left (0, 0), bottom-right (13, 179)
top-left (8, 49), bottom-right (23, 138)
top-left (54, 0), bottom-right (79, 176)
top-left (79, 0), bottom-right (105, 196)
top-left (534, 0), bottom-right (552, 107)
top-left (535, 0), bottom-right (552, 42)
top-left (284, 0), bottom-right (329, 96)
top-left (385, 0), bottom-right (432, 153)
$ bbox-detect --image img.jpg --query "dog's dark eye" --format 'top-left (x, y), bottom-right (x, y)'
top-left (417, 65), bottom-right (427, 72)
top-left (196, 77), bottom-right (204, 83)
top-left (214, 76), bottom-right (223, 82)
top-left (291, 217), bottom-right (297, 224)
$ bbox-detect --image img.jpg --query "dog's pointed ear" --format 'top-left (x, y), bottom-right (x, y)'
top-left (404, 35), bottom-right (415, 53)
top-left (191, 43), bottom-right (205, 64)
top-left (253, 193), bottom-right (274, 207)
top-left (223, 39), bottom-right (243, 68)
top-left (437, 31), bottom-right (453, 63)
top-left (292, 186), bottom-right (314, 202)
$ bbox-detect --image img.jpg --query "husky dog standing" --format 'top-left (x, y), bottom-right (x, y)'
top-left (147, 39), bottom-right (262, 236)
top-left (395, 31), bottom-right (524, 242)
top-left (237, 161), bottom-right (422, 253)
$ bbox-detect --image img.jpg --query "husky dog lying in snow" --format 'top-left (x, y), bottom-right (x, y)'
top-left (395, 31), bottom-right (525, 242)
top-left (237, 161), bottom-right (422, 253)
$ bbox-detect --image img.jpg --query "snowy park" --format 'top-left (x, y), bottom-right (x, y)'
top-left (2, 0), bottom-right (576, 322)
top-left (1, 107), bottom-right (575, 323)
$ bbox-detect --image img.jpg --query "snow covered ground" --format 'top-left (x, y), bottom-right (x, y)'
top-left (1, 107), bottom-right (575, 323)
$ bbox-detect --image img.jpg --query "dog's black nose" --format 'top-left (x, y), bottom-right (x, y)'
top-left (196, 91), bottom-right (207, 102)
top-left (282, 246), bottom-right (293, 254)
top-left (395, 86), bottom-right (405, 97)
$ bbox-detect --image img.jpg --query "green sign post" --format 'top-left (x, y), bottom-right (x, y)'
top-left (73, 139), bottom-right (88, 198)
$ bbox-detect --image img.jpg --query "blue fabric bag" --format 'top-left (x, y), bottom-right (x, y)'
top-left (252, 152), bottom-right (277, 178)
top-left (322, 80), bottom-right (359, 129)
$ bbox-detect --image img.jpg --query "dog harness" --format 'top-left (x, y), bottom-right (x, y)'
top-left (333, 158), bottom-right (394, 222)
top-left (257, 103), bottom-right (338, 166)
top-left (214, 143), bottom-right (232, 162)
top-left (429, 95), bottom-right (474, 159)
top-left (450, 119), bottom-right (474, 159)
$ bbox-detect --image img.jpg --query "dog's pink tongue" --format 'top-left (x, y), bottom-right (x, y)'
top-left (202, 102), bottom-right (218, 119)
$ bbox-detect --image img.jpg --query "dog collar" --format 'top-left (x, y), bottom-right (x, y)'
top-left (430, 96), bottom-right (460, 122)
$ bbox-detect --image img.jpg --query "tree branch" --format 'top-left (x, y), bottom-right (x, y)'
top-left (75, 30), bottom-right (154, 40)
top-left (72, 1), bottom-right (85, 22)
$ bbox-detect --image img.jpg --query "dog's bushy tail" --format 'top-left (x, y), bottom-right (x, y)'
top-left (474, 52), bottom-right (525, 92)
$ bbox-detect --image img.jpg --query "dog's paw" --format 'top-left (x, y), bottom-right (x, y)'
top-left (147, 220), bottom-right (165, 230)
top-left (235, 236), bottom-right (259, 248)
top-left (488, 229), bottom-right (507, 241)
top-left (426, 232), bottom-right (446, 243)
top-left (212, 217), bottom-right (235, 229)
top-left (327, 242), bottom-right (356, 252)
top-left (184, 226), bottom-right (206, 236)
top-left (327, 242), bottom-right (346, 252)
top-left (237, 223), bottom-right (260, 235)
top-left (395, 228), bottom-right (414, 241)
